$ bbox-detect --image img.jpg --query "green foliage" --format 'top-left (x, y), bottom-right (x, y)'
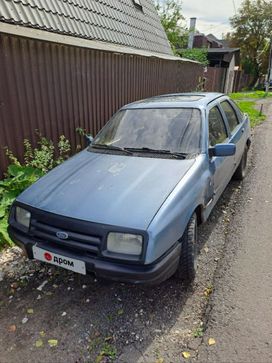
top-left (0, 134), bottom-right (71, 248)
top-left (230, 91), bottom-right (272, 99)
top-left (229, 0), bottom-right (272, 82)
top-left (76, 127), bottom-right (88, 137)
top-left (97, 343), bottom-right (117, 361)
top-left (178, 48), bottom-right (209, 65)
top-left (230, 92), bottom-right (267, 127)
top-left (155, 0), bottom-right (188, 51)
top-left (22, 133), bottom-right (71, 173)
top-left (236, 100), bottom-right (265, 127)
top-left (193, 326), bottom-right (204, 338)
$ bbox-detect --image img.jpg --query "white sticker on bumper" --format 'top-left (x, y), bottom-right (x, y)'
top-left (33, 245), bottom-right (86, 275)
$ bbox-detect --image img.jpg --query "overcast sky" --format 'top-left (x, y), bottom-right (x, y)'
top-left (175, 0), bottom-right (244, 39)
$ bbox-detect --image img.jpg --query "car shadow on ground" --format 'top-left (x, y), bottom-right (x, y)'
top-left (0, 179), bottom-right (242, 363)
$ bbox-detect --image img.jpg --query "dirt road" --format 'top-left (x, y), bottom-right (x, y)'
top-left (0, 99), bottom-right (271, 363)
top-left (194, 99), bottom-right (272, 363)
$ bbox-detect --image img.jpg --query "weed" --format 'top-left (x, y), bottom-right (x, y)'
top-left (0, 133), bottom-right (71, 248)
top-left (193, 325), bottom-right (204, 338)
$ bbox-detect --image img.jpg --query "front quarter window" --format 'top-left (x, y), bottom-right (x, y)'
top-left (92, 108), bottom-right (202, 155)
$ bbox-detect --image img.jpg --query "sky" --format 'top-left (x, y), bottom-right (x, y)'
top-left (177, 0), bottom-right (244, 39)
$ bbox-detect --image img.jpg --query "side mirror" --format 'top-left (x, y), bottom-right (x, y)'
top-left (85, 134), bottom-right (94, 145)
top-left (209, 143), bottom-right (236, 157)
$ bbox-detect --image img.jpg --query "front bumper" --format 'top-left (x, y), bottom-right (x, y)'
top-left (8, 226), bottom-right (181, 285)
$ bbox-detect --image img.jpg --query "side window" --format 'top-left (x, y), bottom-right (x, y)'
top-left (230, 100), bottom-right (244, 122)
top-left (221, 101), bottom-right (240, 132)
top-left (208, 107), bottom-right (228, 146)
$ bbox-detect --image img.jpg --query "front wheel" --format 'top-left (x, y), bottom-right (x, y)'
top-left (233, 147), bottom-right (248, 180)
top-left (175, 213), bottom-right (197, 283)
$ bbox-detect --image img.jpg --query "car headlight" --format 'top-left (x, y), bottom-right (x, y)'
top-left (15, 207), bottom-right (31, 229)
top-left (107, 233), bottom-right (143, 255)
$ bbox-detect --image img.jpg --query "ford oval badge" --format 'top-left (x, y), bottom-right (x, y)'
top-left (56, 231), bottom-right (69, 240)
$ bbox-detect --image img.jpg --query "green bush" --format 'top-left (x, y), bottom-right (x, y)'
top-left (0, 134), bottom-right (71, 247)
top-left (178, 48), bottom-right (209, 65)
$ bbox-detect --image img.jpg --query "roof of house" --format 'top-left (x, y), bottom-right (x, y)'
top-left (208, 48), bottom-right (240, 66)
top-left (0, 0), bottom-right (172, 55)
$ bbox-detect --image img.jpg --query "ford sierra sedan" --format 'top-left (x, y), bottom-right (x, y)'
top-left (8, 93), bottom-right (251, 284)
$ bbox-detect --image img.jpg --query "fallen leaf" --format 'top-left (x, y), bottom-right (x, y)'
top-left (37, 280), bottom-right (48, 291)
top-left (35, 339), bottom-right (43, 348)
top-left (61, 312), bottom-right (67, 317)
top-left (182, 351), bottom-right (191, 359)
top-left (40, 331), bottom-right (46, 337)
top-left (22, 317), bottom-right (28, 324)
top-left (27, 308), bottom-right (34, 314)
top-left (204, 286), bottom-right (213, 297)
top-left (8, 324), bottom-right (16, 332)
top-left (48, 339), bottom-right (58, 347)
top-left (155, 358), bottom-right (164, 363)
top-left (208, 338), bottom-right (216, 346)
top-left (117, 309), bottom-right (124, 315)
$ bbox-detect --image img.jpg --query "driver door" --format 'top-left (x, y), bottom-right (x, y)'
top-left (208, 106), bottom-right (234, 199)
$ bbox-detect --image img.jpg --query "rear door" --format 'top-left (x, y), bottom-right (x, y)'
top-left (208, 105), bottom-right (234, 198)
top-left (219, 99), bottom-right (246, 169)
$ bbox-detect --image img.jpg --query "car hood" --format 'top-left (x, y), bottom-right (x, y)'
top-left (17, 150), bottom-right (195, 230)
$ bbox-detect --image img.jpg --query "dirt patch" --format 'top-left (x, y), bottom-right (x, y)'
top-left (0, 176), bottom-right (246, 363)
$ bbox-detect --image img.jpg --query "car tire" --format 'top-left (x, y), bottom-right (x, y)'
top-left (233, 147), bottom-right (248, 180)
top-left (175, 213), bottom-right (197, 283)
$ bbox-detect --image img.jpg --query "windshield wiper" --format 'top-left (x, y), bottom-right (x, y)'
top-left (124, 147), bottom-right (188, 159)
top-left (91, 143), bottom-right (133, 155)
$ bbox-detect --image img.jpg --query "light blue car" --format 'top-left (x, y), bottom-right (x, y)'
top-left (8, 93), bottom-right (251, 284)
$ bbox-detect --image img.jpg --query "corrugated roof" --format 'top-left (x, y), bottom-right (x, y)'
top-left (0, 0), bottom-right (173, 55)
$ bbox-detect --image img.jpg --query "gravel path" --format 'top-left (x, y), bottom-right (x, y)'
top-left (0, 99), bottom-right (271, 363)
top-left (195, 98), bottom-right (272, 363)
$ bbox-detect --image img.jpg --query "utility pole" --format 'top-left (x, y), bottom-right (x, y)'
top-left (265, 39), bottom-right (272, 93)
top-left (188, 17), bottom-right (196, 49)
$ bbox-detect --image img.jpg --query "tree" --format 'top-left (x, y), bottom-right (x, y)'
top-left (229, 0), bottom-right (272, 84)
top-left (155, 0), bottom-right (188, 51)
top-left (178, 48), bottom-right (209, 65)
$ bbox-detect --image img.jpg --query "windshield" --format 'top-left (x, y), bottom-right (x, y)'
top-left (92, 108), bottom-right (202, 154)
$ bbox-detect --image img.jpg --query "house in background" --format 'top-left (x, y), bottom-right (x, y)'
top-left (193, 33), bottom-right (241, 93)
top-left (0, 0), bottom-right (204, 175)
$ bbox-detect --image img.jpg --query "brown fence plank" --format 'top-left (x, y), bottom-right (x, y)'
top-left (0, 33), bottom-right (206, 176)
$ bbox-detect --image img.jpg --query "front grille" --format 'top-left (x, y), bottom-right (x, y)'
top-left (30, 219), bottom-right (101, 256)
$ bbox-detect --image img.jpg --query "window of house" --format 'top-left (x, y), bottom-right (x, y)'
top-left (221, 100), bottom-right (240, 132)
top-left (133, 0), bottom-right (143, 10)
top-left (208, 106), bottom-right (228, 146)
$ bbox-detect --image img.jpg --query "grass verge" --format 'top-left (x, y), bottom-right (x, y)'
top-left (230, 91), bottom-right (272, 100)
top-left (230, 91), bottom-right (270, 128)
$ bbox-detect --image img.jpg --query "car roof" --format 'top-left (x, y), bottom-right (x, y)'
top-left (122, 92), bottom-right (226, 110)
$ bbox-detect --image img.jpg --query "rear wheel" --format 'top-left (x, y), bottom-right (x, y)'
top-left (233, 147), bottom-right (248, 180)
top-left (175, 213), bottom-right (197, 283)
